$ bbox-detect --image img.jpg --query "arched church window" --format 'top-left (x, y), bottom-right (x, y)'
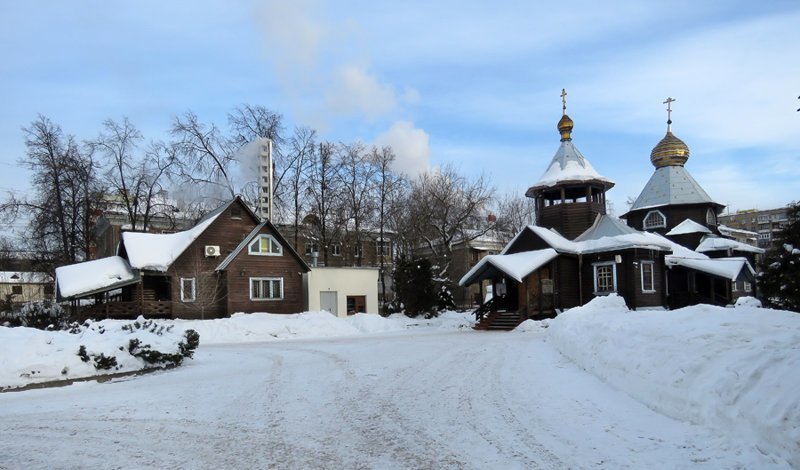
top-left (706, 208), bottom-right (716, 225)
top-left (643, 210), bottom-right (666, 230)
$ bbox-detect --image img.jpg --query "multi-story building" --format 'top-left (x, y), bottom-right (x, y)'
top-left (718, 207), bottom-right (790, 250)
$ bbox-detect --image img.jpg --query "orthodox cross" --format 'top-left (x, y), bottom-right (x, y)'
top-left (663, 97), bottom-right (676, 130)
top-left (561, 88), bottom-right (568, 115)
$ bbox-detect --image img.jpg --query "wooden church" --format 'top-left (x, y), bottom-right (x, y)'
top-left (460, 92), bottom-right (762, 329)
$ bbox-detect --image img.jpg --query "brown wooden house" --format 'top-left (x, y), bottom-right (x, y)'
top-left (57, 197), bottom-right (310, 319)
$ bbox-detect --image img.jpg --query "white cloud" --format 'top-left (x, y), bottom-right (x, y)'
top-left (374, 121), bottom-right (430, 177)
top-left (325, 65), bottom-right (397, 120)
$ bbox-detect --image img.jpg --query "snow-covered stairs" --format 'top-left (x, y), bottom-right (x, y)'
top-left (473, 310), bottom-right (523, 331)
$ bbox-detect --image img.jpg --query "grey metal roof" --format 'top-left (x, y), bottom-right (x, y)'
top-left (629, 166), bottom-right (720, 211)
top-left (573, 214), bottom-right (640, 241)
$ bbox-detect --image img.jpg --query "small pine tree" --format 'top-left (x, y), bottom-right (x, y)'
top-left (437, 284), bottom-right (456, 312)
top-left (393, 257), bottom-right (437, 317)
top-left (758, 201), bottom-right (800, 312)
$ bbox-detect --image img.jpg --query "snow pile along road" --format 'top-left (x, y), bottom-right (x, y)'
top-left (1, 311), bottom-right (474, 389)
top-left (0, 318), bottom-right (195, 390)
top-left (546, 294), bottom-right (800, 467)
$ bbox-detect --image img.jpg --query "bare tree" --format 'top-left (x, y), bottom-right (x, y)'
top-left (407, 164), bottom-right (496, 282)
top-left (371, 146), bottom-right (407, 311)
top-left (284, 126), bottom-right (316, 250)
top-left (306, 141), bottom-right (343, 266)
top-left (337, 142), bottom-right (378, 267)
top-left (171, 111), bottom-right (238, 199)
top-left (0, 115), bottom-right (102, 273)
top-left (494, 192), bottom-right (536, 243)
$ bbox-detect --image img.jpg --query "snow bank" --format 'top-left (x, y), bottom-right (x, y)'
top-left (1, 311), bottom-right (475, 389)
top-left (547, 295), bottom-right (800, 467)
top-left (0, 319), bottom-right (194, 389)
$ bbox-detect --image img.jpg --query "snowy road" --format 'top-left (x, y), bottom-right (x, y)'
top-left (0, 329), bottom-right (772, 469)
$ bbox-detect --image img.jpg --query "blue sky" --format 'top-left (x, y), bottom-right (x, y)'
top-left (1, 0), bottom-right (798, 223)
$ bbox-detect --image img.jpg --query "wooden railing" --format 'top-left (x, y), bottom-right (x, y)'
top-left (77, 301), bottom-right (173, 321)
top-left (473, 297), bottom-right (497, 322)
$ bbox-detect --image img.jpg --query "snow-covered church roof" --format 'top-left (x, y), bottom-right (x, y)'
top-left (459, 248), bottom-right (558, 286)
top-left (696, 236), bottom-right (765, 255)
top-left (526, 140), bottom-right (615, 194)
top-left (665, 218), bottom-right (712, 236)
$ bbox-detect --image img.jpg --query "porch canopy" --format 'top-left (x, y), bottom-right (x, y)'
top-left (55, 256), bottom-right (140, 300)
top-left (666, 256), bottom-right (755, 282)
top-left (459, 248), bottom-right (558, 286)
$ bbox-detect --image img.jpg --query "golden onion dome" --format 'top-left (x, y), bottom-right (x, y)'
top-left (650, 131), bottom-right (690, 167)
top-left (557, 113), bottom-right (574, 141)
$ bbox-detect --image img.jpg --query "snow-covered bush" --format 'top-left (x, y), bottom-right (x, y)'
top-left (0, 300), bottom-right (68, 330)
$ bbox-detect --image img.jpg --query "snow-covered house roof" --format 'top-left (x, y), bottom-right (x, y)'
top-left (55, 256), bottom-right (140, 300)
top-left (526, 140), bottom-right (614, 194)
top-left (459, 249), bottom-right (558, 286)
top-left (665, 256), bottom-right (755, 282)
top-left (0, 272), bottom-right (52, 284)
top-left (120, 198), bottom-right (243, 272)
top-left (696, 236), bottom-right (765, 255)
top-left (627, 166), bottom-right (721, 212)
top-left (665, 219), bottom-right (712, 236)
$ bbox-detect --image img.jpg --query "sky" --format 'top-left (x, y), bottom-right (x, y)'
top-left (1, 0), bottom-right (798, 229)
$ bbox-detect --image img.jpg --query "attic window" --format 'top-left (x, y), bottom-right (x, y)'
top-left (706, 208), bottom-right (716, 225)
top-left (248, 234), bottom-right (282, 256)
top-left (643, 210), bottom-right (666, 230)
top-left (231, 206), bottom-right (242, 219)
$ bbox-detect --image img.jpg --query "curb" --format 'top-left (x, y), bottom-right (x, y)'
top-left (0, 364), bottom-right (178, 393)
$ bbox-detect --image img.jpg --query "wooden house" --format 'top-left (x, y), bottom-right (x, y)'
top-left (56, 197), bottom-right (310, 319)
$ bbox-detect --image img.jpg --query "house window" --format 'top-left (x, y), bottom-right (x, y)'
top-left (744, 282), bottom-right (752, 292)
top-left (377, 240), bottom-right (391, 257)
top-left (11, 285), bottom-right (22, 295)
top-left (593, 262), bottom-right (617, 294)
top-left (354, 243), bottom-right (363, 258)
top-left (706, 208), bottom-right (716, 225)
top-left (248, 234), bottom-right (282, 256)
top-left (305, 242), bottom-right (319, 256)
top-left (230, 206), bottom-right (242, 219)
top-left (643, 210), bottom-right (666, 230)
top-left (640, 261), bottom-right (655, 293)
top-left (180, 277), bottom-right (196, 302)
top-left (731, 281), bottom-right (738, 292)
top-left (331, 243), bottom-right (341, 256)
top-left (250, 277), bottom-right (283, 300)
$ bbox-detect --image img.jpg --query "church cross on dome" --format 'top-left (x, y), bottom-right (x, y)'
top-left (561, 88), bottom-right (568, 115)
top-left (663, 96), bottom-right (676, 131)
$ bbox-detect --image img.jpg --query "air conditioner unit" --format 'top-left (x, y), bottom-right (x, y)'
top-left (205, 245), bottom-right (221, 257)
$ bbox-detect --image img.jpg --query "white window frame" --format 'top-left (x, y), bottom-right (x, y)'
top-left (354, 242), bottom-right (363, 258)
top-left (180, 277), bottom-right (196, 302)
top-left (744, 281), bottom-right (752, 293)
top-left (248, 234), bottom-right (283, 256)
top-left (305, 242), bottom-right (319, 256)
top-left (643, 210), bottom-right (666, 230)
top-left (330, 243), bottom-right (341, 256)
top-left (249, 277), bottom-right (284, 301)
top-left (640, 261), bottom-right (656, 293)
top-left (731, 281), bottom-right (738, 292)
top-left (593, 262), bottom-right (617, 294)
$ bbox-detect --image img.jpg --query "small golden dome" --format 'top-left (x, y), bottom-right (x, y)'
top-left (650, 131), bottom-right (690, 167)
top-left (557, 114), bottom-right (574, 141)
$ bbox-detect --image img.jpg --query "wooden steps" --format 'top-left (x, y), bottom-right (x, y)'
top-left (473, 310), bottom-right (523, 331)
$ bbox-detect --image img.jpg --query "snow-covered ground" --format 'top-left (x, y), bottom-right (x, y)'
top-left (1, 301), bottom-right (797, 468)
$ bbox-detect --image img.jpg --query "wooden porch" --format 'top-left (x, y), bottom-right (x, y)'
top-left (72, 300), bottom-right (174, 321)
